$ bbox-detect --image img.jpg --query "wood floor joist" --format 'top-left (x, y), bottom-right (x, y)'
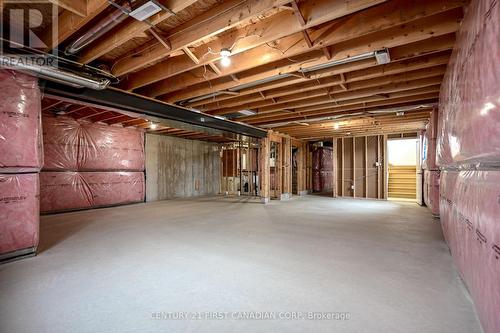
top-left (119, 0), bottom-right (389, 89)
top-left (150, 8), bottom-right (461, 100)
top-left (198, 62), bottom-right (448, 112)
top-left (244, 95), bottom-right (439, 125)
top-left (14, 0), bottom-right (467, 140)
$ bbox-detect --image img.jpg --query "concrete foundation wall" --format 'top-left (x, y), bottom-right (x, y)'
top-left (145, 134), bottom-right (221, 201)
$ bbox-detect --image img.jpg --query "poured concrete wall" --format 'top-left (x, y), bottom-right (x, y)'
top-left (145, 134), bottom-right (221, 201)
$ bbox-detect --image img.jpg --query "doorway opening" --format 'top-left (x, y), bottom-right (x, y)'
top-left (387, 138), bottom-right (419, 200)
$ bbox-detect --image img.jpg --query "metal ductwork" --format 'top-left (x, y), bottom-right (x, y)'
top-left (65, 3), bottom-right (131, 55)
top-left (0, 55), bottom-right (111, 90)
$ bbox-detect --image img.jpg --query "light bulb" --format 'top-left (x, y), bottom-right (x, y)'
top-left (220, 56), bottom-right (231, 67)
top-left (150, 122), bottom-right (158, 130)
top-left (333, 123), bottom-right (340, 130)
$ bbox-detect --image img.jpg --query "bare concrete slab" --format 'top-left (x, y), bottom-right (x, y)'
top-left (0, 196), bottom-right (482, 333)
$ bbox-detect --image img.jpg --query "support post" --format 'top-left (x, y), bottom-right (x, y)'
top-left (259, 135), bottom-right (270, 204)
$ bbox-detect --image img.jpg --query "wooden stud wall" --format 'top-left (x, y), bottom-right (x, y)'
top-left (336, 135), bottom-right (386, 199)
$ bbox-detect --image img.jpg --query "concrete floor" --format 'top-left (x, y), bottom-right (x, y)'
top-left (0, 196), bottom-right (481, 333)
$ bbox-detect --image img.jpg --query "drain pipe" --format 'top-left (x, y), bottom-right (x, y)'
top-left (65, 2), bottom-right (131, 55)
top-left (0, 55), bottom-right (111, 90)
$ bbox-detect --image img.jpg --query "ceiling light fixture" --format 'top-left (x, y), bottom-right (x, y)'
top-left (333, 123), bottom-right (340, 130)
top-left (238, 109), bottom-right (256, 116)
top-left (220, 48), bottom-right (231, 67)
top-left (149, 121), bottom-right (158, 129)
top-left (129, 1), bottom-right (162, 21)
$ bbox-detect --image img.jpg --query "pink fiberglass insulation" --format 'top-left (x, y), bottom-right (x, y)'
top-left (423, 170), bottom-right (439, 215)
top-left (437, 0), bottom-right (500, 168)
top-left (42, 116), bottom-right (145, 171)
top-left (0, 70), bottom-right (42, 172)
top-left (40, 171), bottom-right (145, 213)
top-left (422, 131), bottom-right (437, 170)
top-left (440, 170), bottom-right (500, 333)
top-left (0, 173), bottom-right (39, 256)
top-left (312, 147), bottom-right (333, 171)
top-left (313, 170), bottom-right (333, 192)
top-left (422, 114), bottom-right (438, 170)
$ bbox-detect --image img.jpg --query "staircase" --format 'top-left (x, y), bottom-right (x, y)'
top-left (388, 165), bottom-right (416, 199)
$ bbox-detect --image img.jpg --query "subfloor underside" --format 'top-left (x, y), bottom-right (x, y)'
top-left (0, 196), bottom-right (481, 332)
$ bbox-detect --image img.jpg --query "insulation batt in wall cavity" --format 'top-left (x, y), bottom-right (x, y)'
top-left (40, 172), bottom-right (145, 213)
top-left (42, 116), bottom-right (145, 171)
top-left (312, 147), bottom-right (333, 192)
top-left (0, 173), bottom-right (39, 256)
top-left (437, 0), bottom-right (500, 168)
top-left (312, 146), bottom-right (333, 171)
top-left (423, 170), bottom-right (439, 216)
top-left (312, 170), bottom-right (334, 193)
top-left (421, 124), bottom-right (437, 170)
top-left (439, 170), bottom-right (500, 333)
top-left (0, 70), bottom-right (42, 172)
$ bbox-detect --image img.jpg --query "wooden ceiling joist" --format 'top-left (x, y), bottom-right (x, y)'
top-left (145, 8), bottom-right (462, 100)
top-left (79, 0), bottom-right (199, 63)
top-left (245, 95), bottom-right (439, 126)
top-left (127, 0), bottom-right (463, 96)
top-left (48, 0), bottom-right (87, 17)
top-left (195, 53), bottom-right (449, 112)
top-left (119, 0), bottom-right (388, 90)
top-left (110, 0), bottom-right (298, 77)
top-left (30, 0), bottom-right (468, 140)
top-left (211, 77), bottom-right (442, 116)
top-left (43, 0), bottom-right (109, 49)
top-left (175, 33), bottom-right (455, 105)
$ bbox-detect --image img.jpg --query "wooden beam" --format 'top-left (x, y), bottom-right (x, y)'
top-left (245, 94), bottom-right (438, 125)
top-left (230, 74), bottom-right (239, 83)
top-left (291, 0), bottom-right (307, 26)
top-left (200, 62), bottom-right (447, 112)
top-left (302, 31), bottom-right (314, 48)
top-left (322, 47), bottom-right (332, 60)
top-left (149, 29), bottom-right (172, 51)
top-left (48, 0), bottom-right (86, 17)
top-left (111, 0), bottom-right (298, 76)
top-left (148, 7), bottom-right (462, 99)
top-left (43, 0), bottom-right (108, 49)
top-left (208, 62), bottom-right (222, 75)
top-left (120, 0), bottom-right (395, 88)
top-left (183, 47), bottom-right (200, 64)
top-left (168, 33), bottom-right (455, 104)
top-left (78, 0), bottom-right (198, 63)
top-left (212, 76), bottom-right (442, 115)
top-left (259, 135), bottom-right (271, 203)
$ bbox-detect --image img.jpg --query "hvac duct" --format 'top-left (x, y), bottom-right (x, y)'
top-left (65, 3), bottom-right (131, 55)
top-left (0, 55), bottom-right (111, 90)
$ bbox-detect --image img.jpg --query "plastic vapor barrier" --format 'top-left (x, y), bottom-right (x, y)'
top-left (422, 125), bottom-right (437, 171)
top-left (43, 116), bottom-right (145, 171)
top-left (40, 171), bottom-right (145, 213)
top-left (312, 147), bottom-right (333, 192)
top-left (0, 173), bottom-right (39, 258)
top-left (0, 70), bottom-right (42, 172)
top-left (312, 147), bottom-right (333, 171)
top-left (313, 171), bottom-right (334, 192)
top-left (440, 170), bottom-right (500, 333)
top-left (423, 170), bottom-right (439, 215)
top-left (437, 0), bottom-right (500, 168)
